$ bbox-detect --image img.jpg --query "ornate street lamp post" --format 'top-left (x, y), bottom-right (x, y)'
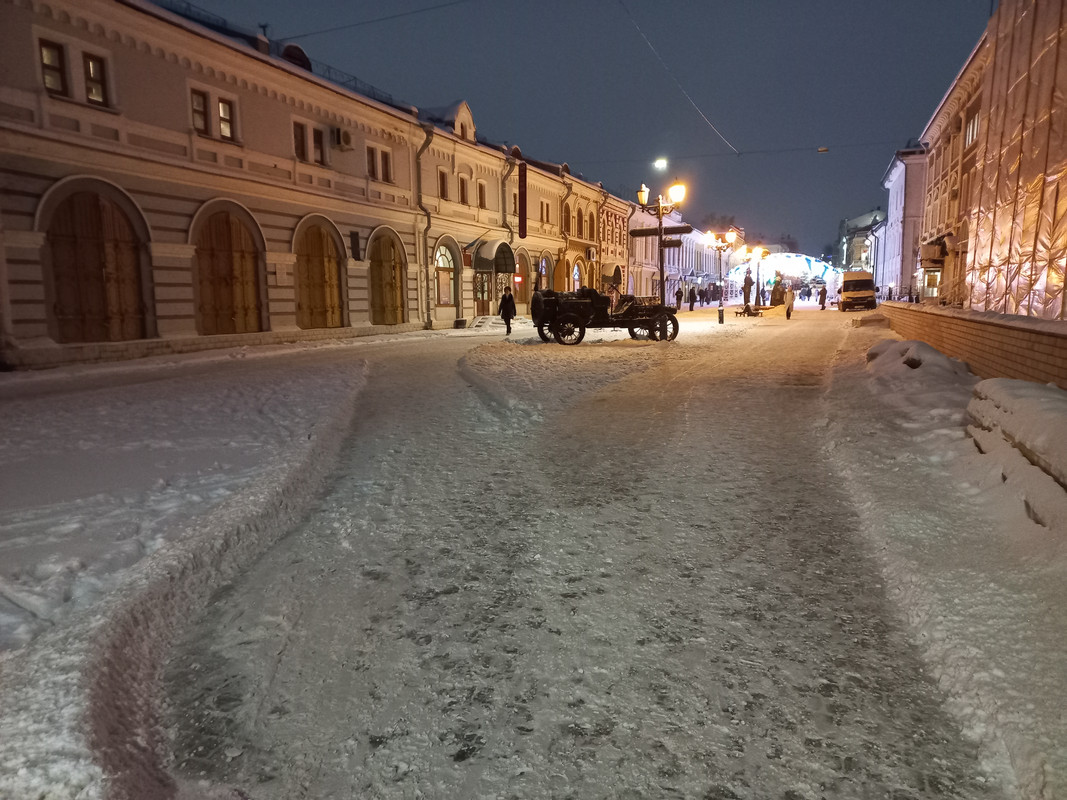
top-left (636, 181), bottom-right (686, 307)
top-left (705, 229), bottom-right (737, 324)
top-left (750, 246), bottom-right (767, 308)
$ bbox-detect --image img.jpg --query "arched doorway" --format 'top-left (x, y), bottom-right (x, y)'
top-left (294, 223), bottom-right (344, 329)
top-left (514, 252), bottom-right (531, 303)
top-left (368, 231), bottom-right (406, 325)
top-left (194, 212), bottom-right (262, 335)
top-left (45, 191), bottom-right (146, 343)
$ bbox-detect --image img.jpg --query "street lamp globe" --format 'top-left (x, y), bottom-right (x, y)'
top-left (667, 183), bottom-right (686, 204)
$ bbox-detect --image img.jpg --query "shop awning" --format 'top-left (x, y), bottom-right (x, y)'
top-left (474, 240), bottom-right (516, 272)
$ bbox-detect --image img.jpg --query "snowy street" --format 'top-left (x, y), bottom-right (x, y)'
top-left (163, 312), bottom-right (999, 799)
top-left (2, 305), bottom-right (1066, 799)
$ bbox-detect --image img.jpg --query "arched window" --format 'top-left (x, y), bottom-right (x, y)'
top-left (563, 203), bottom-right (571, 235)
top-left (588, 212), bottom-right (595, 239)
top-left (576, 207), bottom-right (584, 239)
top-left (435, 245), bottom-right (456, 306)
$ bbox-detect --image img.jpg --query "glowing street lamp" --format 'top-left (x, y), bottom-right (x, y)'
top-left (635, 181), bottom-right (687, 308)
top-left (704, 228), bottom-right (737, 324)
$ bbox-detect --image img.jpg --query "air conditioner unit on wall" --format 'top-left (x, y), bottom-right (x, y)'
top-left (586, 247), bottom-right (596, 261)
top-left (331, 127), bottom-right (353, 150)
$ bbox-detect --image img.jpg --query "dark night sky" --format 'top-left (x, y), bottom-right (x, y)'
top-left (182, 0), bottom-right (993, 255)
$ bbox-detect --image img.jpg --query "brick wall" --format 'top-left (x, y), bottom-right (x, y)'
top-left (879, 302), bottom-right (1067, 389)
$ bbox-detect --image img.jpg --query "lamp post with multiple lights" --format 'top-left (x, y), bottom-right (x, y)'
top-left (635, 181), bottom-right (687, 307)
top-left (704, 229), bottom-right (737, 324)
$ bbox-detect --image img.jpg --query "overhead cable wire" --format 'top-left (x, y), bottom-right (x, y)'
top-left (282, 0), bottom-right (476, 41)
top-left (617, 0), bottom-right (740, 156)
top-left (575, 138), bottom-right (906, 165)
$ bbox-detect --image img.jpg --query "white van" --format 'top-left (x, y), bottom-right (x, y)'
top-left (838, 270), bottom-right (878, 311)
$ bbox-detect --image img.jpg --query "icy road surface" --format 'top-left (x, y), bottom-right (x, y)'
top-left (165, 319), bottom-right (1001, 799)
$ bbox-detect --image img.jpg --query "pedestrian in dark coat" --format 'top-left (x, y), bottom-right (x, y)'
top-left (675, 286), bottom-right (684, 310)
top-left (688, 287), bottom-right (697, 311)
top-left (818, 285), bottom-right (827, 310)
top-left (499, 285), bottom-right (517, 335)
top-left (742, 270), bottom-right (754, 305)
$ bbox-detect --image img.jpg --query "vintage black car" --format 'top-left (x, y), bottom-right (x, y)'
top-left (530, 288), bottom-right (679, 345)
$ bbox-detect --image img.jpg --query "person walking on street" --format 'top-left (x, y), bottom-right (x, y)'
top-left (688, 286), bottom-right (697, 312)
top-left (499, 285), bottom-right (516, 335)
top-left (675, 286), bottom-right (684, 311)
top-left (784, 285), bottom-right (795, 319)
top-left (818, 284), bottom-right (827, 310)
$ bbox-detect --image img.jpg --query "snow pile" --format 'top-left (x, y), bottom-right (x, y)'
top-left (967, 378), bottom-right (1067, 532)
top-left (827, 336), bottom-right (1067, 799)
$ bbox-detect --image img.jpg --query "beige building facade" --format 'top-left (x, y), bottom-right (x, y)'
top-left (0, 0), bottom-right (726, 368)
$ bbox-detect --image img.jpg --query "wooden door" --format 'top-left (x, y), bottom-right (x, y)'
top-left (474, 271), bottom-right (491, 316)
top-left (47, 192), bottom-right (144, 343)
top-left (195, 212), bottom-right (261, 335)
top-left (370, 235), bottom-right (405, 325)
top-left (295, 225), bottom-right (342, 329)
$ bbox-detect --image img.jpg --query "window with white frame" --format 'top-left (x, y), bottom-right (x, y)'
top-left (477, 181), bottom-right (487, 209)
top-left (438, 170), bottom-right (449, 200)
top-left (435, 246), bottom-right (455, 305)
